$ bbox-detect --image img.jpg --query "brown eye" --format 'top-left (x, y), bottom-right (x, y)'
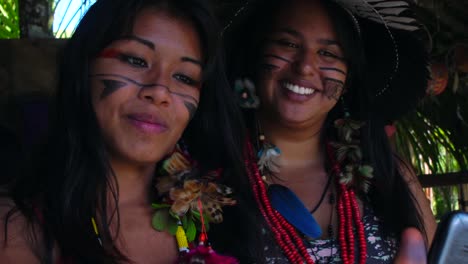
top-left (259, 63), bottom-right (280, 71)
top-left (318, 50), bottom-right (344, 61)
top-left (119, 54), bottom-right (148, 68)
top-left (274, 39), bottom-right (300, 49)
top-left (174, 74), bottom-right (199, 87)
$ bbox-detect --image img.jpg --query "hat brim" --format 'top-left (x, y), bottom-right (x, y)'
top-left (358, 18), bottom-right (430, 122)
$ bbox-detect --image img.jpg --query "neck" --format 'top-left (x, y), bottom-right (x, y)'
top-left (258, 112), bottom-right (325, 168)
top-left (108, 158), bottom-right (157, 207)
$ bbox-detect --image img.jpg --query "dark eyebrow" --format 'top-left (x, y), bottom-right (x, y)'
top-left (181, 57), bottom-right (203, 68)
top-left (275, 28), bottom-right (341, 47)
top-left (275, 27), bottom-right (302, 38)
top-left (317, 38), bottom-right (341, 47)
top-left (118, 35), bottom-right (155, 50)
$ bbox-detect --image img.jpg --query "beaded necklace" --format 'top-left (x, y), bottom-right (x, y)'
top-left (245, 138), bottom-right (367, 264)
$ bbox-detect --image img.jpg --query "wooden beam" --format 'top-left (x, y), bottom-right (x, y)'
top-left (418, 171), bottom-right (468, 187)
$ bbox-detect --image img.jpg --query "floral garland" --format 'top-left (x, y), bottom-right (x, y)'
top-left (329, 116), bottom-right (374, 193)
top-left (152, 144), bottom-right (238, 263)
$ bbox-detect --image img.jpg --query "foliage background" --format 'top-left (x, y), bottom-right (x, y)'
top-left (0, 0), bottom-right (20, 38)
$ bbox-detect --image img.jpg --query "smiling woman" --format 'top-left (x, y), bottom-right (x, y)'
top-left (90, 11), bottom-right (203, 166)
top-left (211, 0), bottom-right (436, 263)
top-left (0, 0), bottom-right (244, 263)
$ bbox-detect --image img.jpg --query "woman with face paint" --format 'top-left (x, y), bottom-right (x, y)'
top-left (210, 0), bottom-right (436, 263)
top-left (0, 0), bottom-right (245, 263)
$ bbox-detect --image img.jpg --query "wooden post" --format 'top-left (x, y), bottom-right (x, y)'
top-left (18, 0), bottom-right (52, 38)
top-left (461, 184), bottom-right (468, 211)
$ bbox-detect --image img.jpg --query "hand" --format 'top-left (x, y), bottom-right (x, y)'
top-left (393, 227), bottom-right (427, 264)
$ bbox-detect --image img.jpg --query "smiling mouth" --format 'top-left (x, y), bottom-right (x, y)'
top-left (127, 113), bottom-right (168, 133)
top-left (282, 82), bottom-right (317, 95)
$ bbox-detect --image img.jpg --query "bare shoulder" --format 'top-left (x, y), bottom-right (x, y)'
top-left (0, 197), bottom-right (41, 264)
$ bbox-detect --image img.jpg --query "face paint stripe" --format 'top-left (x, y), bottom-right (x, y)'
top-left (170, 91), bottom-right (199, 105)
top-left (184, 101), bottom-right (197, 120)
top-left (97, 48), bottom-right (121, 59)
top-left (90, 74), bottom-right (199, 107)
top-left (324, 77), bottom-right (345, 86)
top-left (100, 79), bottom-right (127, 99)
top-left (91, 73), bottom-right (155, 89)
top-left (319, 67), bottom-right (346, 75)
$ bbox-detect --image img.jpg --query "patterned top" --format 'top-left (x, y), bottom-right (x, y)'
top-left (264, 206), bottom-right (398, 263)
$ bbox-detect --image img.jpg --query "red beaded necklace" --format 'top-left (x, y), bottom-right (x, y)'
top-left (244, 140), bottom-right (367, 264)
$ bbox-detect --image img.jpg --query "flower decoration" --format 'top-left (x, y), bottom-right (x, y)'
top-left (330, 117), bottom-right (374, 193)
top-left (152, 144), bottom-right (236, 244)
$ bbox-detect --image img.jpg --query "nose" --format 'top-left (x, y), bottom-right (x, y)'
top-left (137, 73), bottom-right (172, 106)
top-left (293, 48), bottom-right (318, 76)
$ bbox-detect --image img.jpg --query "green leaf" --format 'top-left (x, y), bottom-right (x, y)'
top-left (192, 209), bottom-right (201, 219)
top-left (151, 203), bottom-right (171, 209)
top-left (185, 218), bottom-right (197, 242)
top-left (167, 218), bottom-right (179, 235)
top-left (181, 214), bottom-right (188, 229)
top-left (152, 209), bottom-right (170, 231)
top-left (169, 210), bottom-right (181, 220)
top-left (359, 165), bottom-right (374, 178)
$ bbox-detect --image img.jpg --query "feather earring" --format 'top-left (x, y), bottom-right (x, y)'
top-left (257, 141), bottom-right (281, 175)
top-left (256, 121), bottom-right (281, 179)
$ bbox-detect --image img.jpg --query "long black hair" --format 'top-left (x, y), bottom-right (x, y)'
top-left (212, 0), bottom-right (427, 262)
top-left (4, 0), bottom-right (245, 262)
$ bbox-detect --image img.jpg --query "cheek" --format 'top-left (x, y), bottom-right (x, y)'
top-left (93, 100), bottom-right (118, 132)
top-left (171, 95), bottom-right (194, 128)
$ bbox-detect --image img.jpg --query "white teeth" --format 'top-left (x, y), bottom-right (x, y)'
top-left (283, 82), bottom-right (316, 95)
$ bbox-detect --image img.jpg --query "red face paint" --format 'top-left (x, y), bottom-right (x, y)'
top-left (97, 48), bottom-right (121, 59)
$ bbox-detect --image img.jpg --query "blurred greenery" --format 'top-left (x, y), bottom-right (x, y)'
top-left (0, 0), bottom-right (20, 38)
top-left (394, 76), bottom-right (468, 219)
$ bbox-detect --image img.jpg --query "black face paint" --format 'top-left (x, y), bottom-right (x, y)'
top-left (319, 67), bottom-right (346, 76)
top-left (323, 77), bottom-right (344, 100)
top-left (91, 73), bottom-right (155, 99)
top-left (92, 73), bottom-right (155, 89)
top-left (183, 101), bottom-right (197, 120)
top-left (168, 90), bottom-right (199, 120)
top-left (100, 79), bottom-right (127, 99)
top-left (259, 53), bottom-right (291, 73)
top-left (264, 53), bottom-right (292, 63)
top-left (91, 73), bottom-right (199, 118)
